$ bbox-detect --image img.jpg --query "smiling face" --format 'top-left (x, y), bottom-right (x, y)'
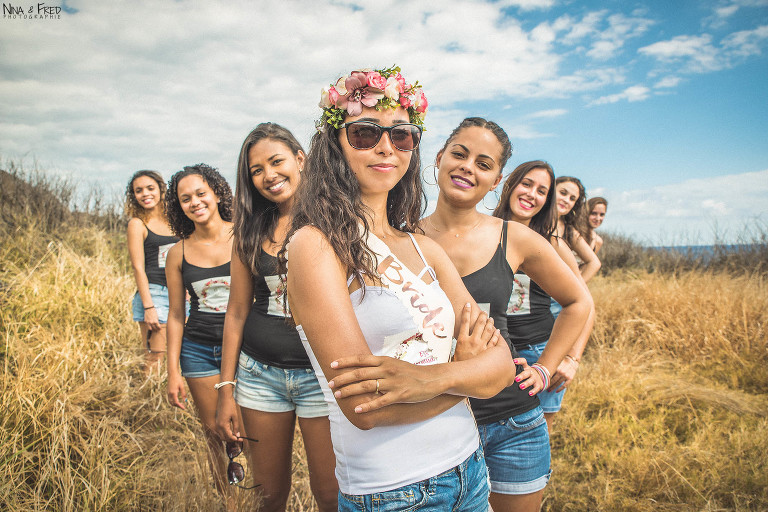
top-left (247, 138), bottom-right (304, 209)
top-left (176, 174), bottom-right (220, 224)
top-left (589, 202), bottom-right (607, 228)
top-left (508, 168), bottom-right (551, 224)
top-left (132, 175), bottom-right (162, 211)
top-left (556, 180), bottom-right (581, 217)
top-left (436, 126), bottom-right (503, 208)
top-left (338, 105), bottom-right (414, 199)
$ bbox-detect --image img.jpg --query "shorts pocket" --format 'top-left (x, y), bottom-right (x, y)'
top-left (502, 408), bottom-right (546, 433)
top-left (370, 486), bottom-right (427, 511)
top-left (237, 353), bottom-right (266, 377)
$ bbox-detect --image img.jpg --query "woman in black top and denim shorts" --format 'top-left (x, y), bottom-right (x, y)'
top-left (420, 118), bottom-right (592, 512)
top-left (215, 123), bottom-right (338, 511)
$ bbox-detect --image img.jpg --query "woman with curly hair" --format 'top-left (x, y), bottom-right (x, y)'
top-left (215, 123), bottom-right (338, 511)
top-left (124, 170), bottom-right (177, 375)
top-left (553, 176), bottom-right (600, 284)
top-left (285, 66), bottom-right (517, 512)
top-left (164, 164), bottom-right (236, 504)
top-left (586, 196), bottom-right (608, 254)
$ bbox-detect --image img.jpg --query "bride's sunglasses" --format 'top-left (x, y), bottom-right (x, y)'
top-left (343, 121), bottom-right (422, 152)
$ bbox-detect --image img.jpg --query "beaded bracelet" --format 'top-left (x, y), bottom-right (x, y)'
top-left (531, 363), bottom-right (551, 391)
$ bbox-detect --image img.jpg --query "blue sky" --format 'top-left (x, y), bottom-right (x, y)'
top-left (1, 0), bottom-right (767, 244)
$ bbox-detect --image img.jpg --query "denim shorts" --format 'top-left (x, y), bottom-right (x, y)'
top-left (131, 283), bottom-right (170, 323)
top-left (516, 341), bottom-right (566, 413)
top-left (549, 297), bottom-right (562, 319)
top-left (234, 353), bottom-right (328, 419)
top-left (179, 338), bottom-right (222, 378)
top-left (338, 444), bottom-right (490, 512)
top-left (477, 407), bottom-right (551, 495)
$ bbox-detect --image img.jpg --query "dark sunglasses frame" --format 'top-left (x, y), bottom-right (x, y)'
top-left (226, 436), bottom-right (261, 490)
top-left (342, 121), bottom-right (422, 152)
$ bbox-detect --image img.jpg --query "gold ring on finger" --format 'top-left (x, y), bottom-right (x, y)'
top-left (375, 379), bottom-right (380, 394)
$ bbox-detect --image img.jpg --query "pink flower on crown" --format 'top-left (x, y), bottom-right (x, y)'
top-left (336, 71), bottom-right (384, 117)
top-left (328, 86), bottom-right (340, 106)
top-left (367, 71), bottom-right (387, 91)
top-left (384, 77), bottom-right (400, 100)
top-left (395, 73), bottom-right (406, 93)
top-left (399, 93), bottom-right (413, 109)
top-left (414, 89), bottom-right (428, 113)
top-left (334, 76), bottom-right (348, 96)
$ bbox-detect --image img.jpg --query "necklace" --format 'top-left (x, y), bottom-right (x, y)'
top-left (427, 215), bottom-right (482, 238)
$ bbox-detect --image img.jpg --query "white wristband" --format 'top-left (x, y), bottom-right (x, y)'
top-left (214, 380), bottom-right (236, 390)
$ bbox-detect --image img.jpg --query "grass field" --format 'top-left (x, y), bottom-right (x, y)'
top-left (1, 167), bottom-right (766, 511)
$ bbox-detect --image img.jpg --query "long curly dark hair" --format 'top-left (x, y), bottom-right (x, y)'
top-left (165, 164), bottom-right (233, 239)
top-left (280, 119), bottom-right (425, 283)
top-left (555, 176), bottom-right (588, 246)
top-left (234, 123), bottom-right (305, 276)
top-left (493, 160), bottom-right (557, 239)
top-left (124, 170), bottom-right (166, 222)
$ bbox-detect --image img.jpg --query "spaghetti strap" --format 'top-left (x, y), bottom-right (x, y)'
top-left (501, 221), bottom-right (509, 252)
top-left (406, 233), bottom-right (438, 281)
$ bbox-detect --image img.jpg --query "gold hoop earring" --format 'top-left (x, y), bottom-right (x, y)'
top-left (482, 192), bottom-right (498, 211)
top-left (422, 164), bottom-right (438, 186)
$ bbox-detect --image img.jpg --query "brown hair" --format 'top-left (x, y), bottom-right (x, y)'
top-left (555, 176), bottom-right (588, 246)
top-left (493, 161), bottom-right (556, 239)
top-left (586, 196), bottom-right (608, 244)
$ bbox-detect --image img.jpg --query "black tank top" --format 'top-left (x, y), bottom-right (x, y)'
top-left (462, 222), bottom-right (540, 424)
top-left (143, 225), bottom-right (178, 287)
top-left (240, 250), bottom-right (311, 368)
top-left (182, 242), bottom-right (231, 346)
top-left (506, 270), bottom-right (555, 348)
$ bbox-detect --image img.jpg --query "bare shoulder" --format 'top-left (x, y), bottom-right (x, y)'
top-left (127, 217), bottom-right (146, 235)
top-left (166, 240), bottom-right (183, 265)
top-left (288, 225), bottom-right (332, 256)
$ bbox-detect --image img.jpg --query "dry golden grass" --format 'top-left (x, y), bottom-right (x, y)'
top-left (545, 271), bottom-right (768, 511)
top-left (2, 164), bottom-right (766, 510)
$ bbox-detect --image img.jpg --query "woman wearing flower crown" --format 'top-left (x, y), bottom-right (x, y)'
top-left (419, 119), bottom-right (592, 512)
top-left (164, 164), bottom-right (236, 505)
top-left (215, 123), bottom-right (338, 511)
top-left (284, 67), bottom-right (516, 511)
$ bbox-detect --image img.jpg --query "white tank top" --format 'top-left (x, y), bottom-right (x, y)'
top-left (296, 232), bottom-right (478, 495)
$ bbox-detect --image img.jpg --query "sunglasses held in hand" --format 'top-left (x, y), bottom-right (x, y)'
top-left (227, 436), bottom-right (261, 489)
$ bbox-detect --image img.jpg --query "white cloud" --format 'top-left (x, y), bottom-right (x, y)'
top-left (639, 25), bottom-right (768, 73)
top-left (527, 109), bottom-right (568, 118)
top-left (589, 85), bottom-right (650, 105)
top-left (654, 76), bottom-right (682, 88)
top-left (600, 169), bottom-right (768, 244)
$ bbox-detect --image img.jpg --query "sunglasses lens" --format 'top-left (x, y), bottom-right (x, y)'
top-left (347, 122), bottom-right (382, 149)
top-left (226, 441), bottom-right (242, 459)
top-left (390, 125), bottom-right (420, 151)
top-left (228, 461), bottom-right (245, 484)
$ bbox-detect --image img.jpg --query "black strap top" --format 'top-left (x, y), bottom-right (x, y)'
top-left (143, 225), bottom-right (178, 287)
top-left (182, 242), bottom-right (231, 346)
top-left (240, 250), bottom-right (311, 369)
top-left (461, 221), bottom-right (540, 424)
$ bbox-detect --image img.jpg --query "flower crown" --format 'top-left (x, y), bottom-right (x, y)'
top-left (318, 66), bottom-right (428, 130)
